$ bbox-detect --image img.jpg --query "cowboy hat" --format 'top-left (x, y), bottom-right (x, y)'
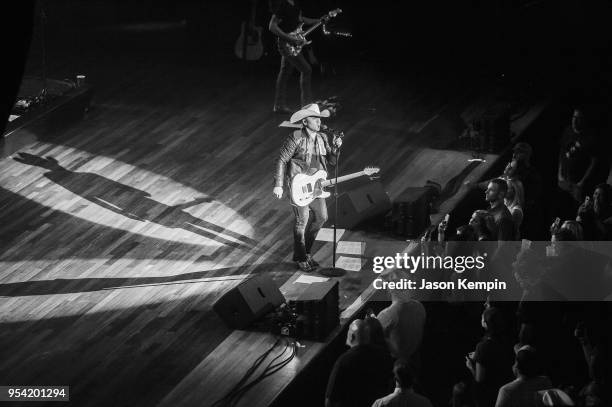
top-left (289, 103), bottom-right (330, 124)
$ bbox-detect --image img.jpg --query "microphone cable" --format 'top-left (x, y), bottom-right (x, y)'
top-left (211, 337), bottom-right (298, 407)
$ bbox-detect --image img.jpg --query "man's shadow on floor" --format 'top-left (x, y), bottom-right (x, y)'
top-left (13, 152), bottom-right (264, 253)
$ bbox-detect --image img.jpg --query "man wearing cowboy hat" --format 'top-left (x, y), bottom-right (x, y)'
top-left (273, 103), bottom-right (343, 272)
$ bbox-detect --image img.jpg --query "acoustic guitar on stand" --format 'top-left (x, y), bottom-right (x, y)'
top-left (280, 8), bottom-right (342, 57)
top-left (234, 0), bottom-right (264, 61)
top-left (290, 166), bottom-right (380, 206)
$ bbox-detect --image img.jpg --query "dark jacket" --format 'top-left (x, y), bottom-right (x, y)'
top-left (274, 128), bottom-right (338, 188)
top-left (488, 204), bottom-right (515, 241)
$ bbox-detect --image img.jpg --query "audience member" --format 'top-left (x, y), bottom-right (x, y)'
top-left (504, 178), bottom-right (525, 239)
top-left (557, 108), bottom-right (604, 218)
top-left (465, 307), bottom-right (515, 407)
top-left (550, 227), bottom-right (577, 244)
top-left (474, 142), bottom-right (539, 197)
top-left (495, 346), bottom-right (553, 407)
top-left (377, 290), bottom-right (426, 367)
top-left (467, 141), bottom-right (541, 238)
top-left (575, 319), bottom-right (612, 389)
top-left (578, 381), bottom-right (608, 407)
top-left (456, 224), bottom-right (477, 241)
top-left (372, 361), bottom-right (433, 407)
top-left (326, 318), bottom-right (394, 407)
top-left (577, 183), bottom-right (612, 240)
top-left (511, 142), bottom-right (542, 209)
top-left (513, 248), bottom-right (568, 384)
top-left (559, 220), bottom-right (584, 241)
top-left (546, 221), bottom-right (610, 300)
top-left (485, 179), bottom-right (515, 241)
top-left (469, 210), bottom-right (495, 241)
top-left (512, 147), bottom-right (544, 239)
top-left (513, 248), bottom-right (564, 303)
top-left (550, 218), bottom-right (582, 243)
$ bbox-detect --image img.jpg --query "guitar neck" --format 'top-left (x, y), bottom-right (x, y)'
top-left (249, 0), bottom-right (257, 25)
top-left (321, 171), bottom-right (368, 187)
top-left (302, 20), bottom-right (324, 37)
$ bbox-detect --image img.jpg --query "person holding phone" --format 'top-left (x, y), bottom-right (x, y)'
top-left (576, 183), bottom-right (612, 240)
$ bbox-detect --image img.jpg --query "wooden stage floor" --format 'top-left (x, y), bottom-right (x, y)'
top-left (0, 40), bottom-right (544, 406)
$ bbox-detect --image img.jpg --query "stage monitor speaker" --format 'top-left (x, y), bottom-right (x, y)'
top-left (289, 280), bottom-right (339, 341)
top-left (328, 181), bottom-right (391, 229)
top-left (213, 274), bottom-right (285, 329)
top-left (390, 187), bottom-right (431, 238)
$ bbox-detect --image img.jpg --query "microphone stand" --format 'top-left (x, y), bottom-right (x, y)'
top-left (319, 132), bottom-right (346, 277)
top-left (39, 2), bottom-right (48, 99)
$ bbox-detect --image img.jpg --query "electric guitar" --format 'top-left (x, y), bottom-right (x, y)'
top-left (280, 8), bottom-right (342, 57)
top-left (290, 166), bottom-right (380, 207)
top-left (234, 0), bottom-right (264, 61)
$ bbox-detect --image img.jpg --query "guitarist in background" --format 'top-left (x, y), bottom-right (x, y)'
top-left (269, 0), bottom-right (321, 113)
top-left (273, 104), bottom-right (343, 272)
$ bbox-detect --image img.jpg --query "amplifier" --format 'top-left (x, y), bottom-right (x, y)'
top-left (288, 280), bottom-right (339, 341)
top-left (389, 187), bottom-right (431, 238)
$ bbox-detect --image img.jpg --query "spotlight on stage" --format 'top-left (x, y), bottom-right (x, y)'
top-left (8, 145), bottom-right (255, 249)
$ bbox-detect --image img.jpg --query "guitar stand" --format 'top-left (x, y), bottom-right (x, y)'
top-left (319, 146), bottom-right (346, 277)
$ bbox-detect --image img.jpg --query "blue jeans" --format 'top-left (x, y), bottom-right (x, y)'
top-left (292, 198), bottom-right (327, 262)
top-left (274, 50), bottom-right (312, 108)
